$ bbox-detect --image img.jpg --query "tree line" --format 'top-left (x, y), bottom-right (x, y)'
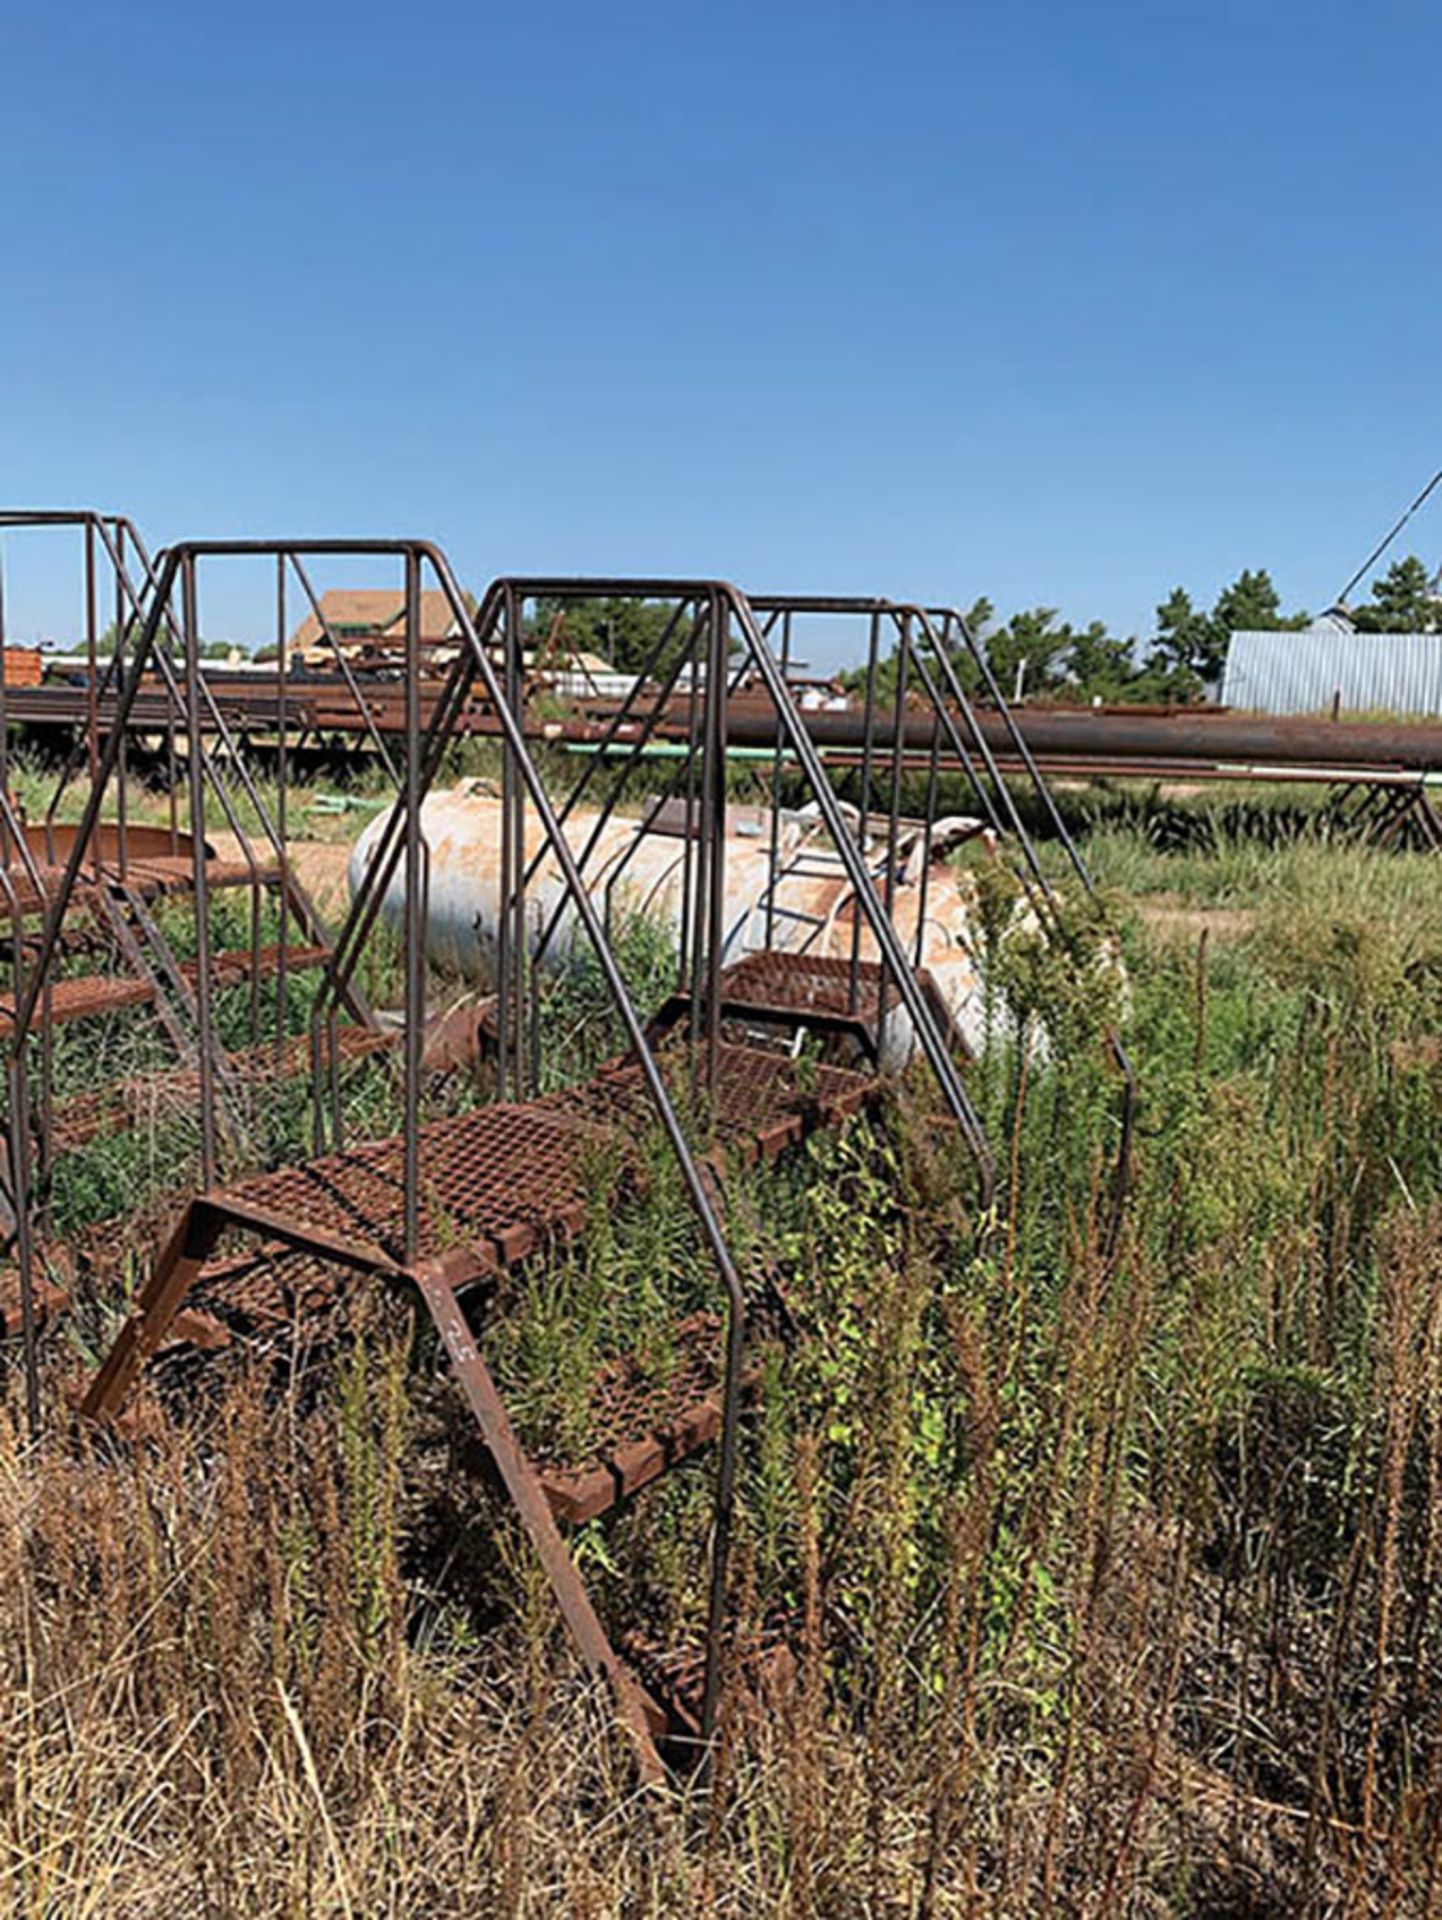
top-left (858, 554), bottom-right (1442, 707)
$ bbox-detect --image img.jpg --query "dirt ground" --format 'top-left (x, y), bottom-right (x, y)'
top-left (1132, 894), bottom-right (1257, 944)
top-left (211, 833), bottom-right (354, 909)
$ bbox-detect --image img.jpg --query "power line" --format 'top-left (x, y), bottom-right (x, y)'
top-left (1334, 468), bottom-right (1442, 609)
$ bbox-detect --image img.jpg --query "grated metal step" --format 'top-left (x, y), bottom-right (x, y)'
top-left (0, 855), bottom-right (284, 920)
top-left (533, 1312), bottom-right (735, 1524)
top-left (619, 1611), bottom-right (800, 1750)
top-left (0, 942), bottom-right (332, 1029)
top-left (144, 1041), bottom-right (872, 1362)
top-left (0, 1266), bottom-right (69, 1339)
top-left (48, 1025), bottom-right (393, 1154)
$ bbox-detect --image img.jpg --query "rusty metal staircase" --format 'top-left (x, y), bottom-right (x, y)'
top-left (0, 514), bottom-right (380, 1379)
top-left (34, 559), bottom-right (1000, 1781)
top-left (80, 1020), bottom-right (881, 1768)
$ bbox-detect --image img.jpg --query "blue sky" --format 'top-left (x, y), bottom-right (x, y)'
top-left (3, 0), bottom-right (1440, 664)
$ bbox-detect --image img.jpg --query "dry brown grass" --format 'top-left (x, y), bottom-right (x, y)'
top-left (7, 1213), bottom-right (1437, 1918)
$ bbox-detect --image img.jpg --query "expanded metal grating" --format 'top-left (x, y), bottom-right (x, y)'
top-left (177, 1040), bottom-right (876, 1351)
top-left (531, 1311), bottom-right (722, 1475)
top-left (0, 855), bottom-right (283, 920)
top-left (0, 971), bottom-right (156, 1026)
top-left (713, 948), bottom-right (894, 1022)
top-left (540, 1037), bottom-right (874, 1156)
top-left (50, 1025), bottom-right (393, 1154)
top-left (219, 1103), bottom-right (616, 1264)
top-left (0, 940), bottom-right (331, 1030)
top-left (619, 1609), bottom-right (799, 1743)
top-left (188, 1245), bottom-right (345, 1332)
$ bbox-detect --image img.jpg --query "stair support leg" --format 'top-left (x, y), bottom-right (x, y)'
top-left (82, 1200), bottom-right (225, 1420)
top-left (413, 1260), bottom-right (667, 1783)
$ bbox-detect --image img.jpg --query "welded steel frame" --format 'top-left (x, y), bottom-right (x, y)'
top-left (0, 513), bottom-right (376, 1427)
top-left (744, 595), bottom-right (1137, 1251)
top-left (0, 511), bottom-right (164, 1426)
top-left (60, 554), bottom-right (1005, 1774)
top-left (53, 547), bottom-right (755, 1768)
top-left (307, 567), bottom-right (999, 1753)
top-left (920, 597), bottom-right (1137, 1253)
top-left (458, 581), bottom-right (995, 1173)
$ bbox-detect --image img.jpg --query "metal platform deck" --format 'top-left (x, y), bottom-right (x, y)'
top-left (156, 1039), bottom-right (873, 1353)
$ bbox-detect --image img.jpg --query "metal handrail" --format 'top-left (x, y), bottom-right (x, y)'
top-left (914, 603), bottom-right (1136, 1253)
top-left (328, 562), bottom-right (1000, 1737)
top-left (15, 544), bottom-right (754, 1752)
top-left (749, 594), bottom-right (1135, 1252)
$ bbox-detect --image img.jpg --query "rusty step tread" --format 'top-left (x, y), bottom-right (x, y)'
top-left (49, 1026), bottom-right (393, 1155)
top-left (715, 951), bottom-right (975, 1067)
top-left (0, 1268), bottom-right (70, 1339)
top-left (213, 1100), bottom-right (617, 1266)
top-left (0, 972), bottom-right (156, 1023)
top-left (191, 1037), bottom-right (864, 1275)
top-left (531, 1312), bottom-right (734, 1524)
top-left (180, 1101), bottom-right (622, 1336)
top-left (129, 856), bottom-right (283, 896)
top-left (168, 1244), bottom-right (354, 1339)
top-left (538, 1038), bottom-right (875, 1164)
top-left (192, 941), bottom-right (332, 990)
top-left (653, 953), bottom-right (897, 1053)
top-left (0, 856), bottom-right (283, 918)
top-left (0, 942), bottom-right (332, 1028)
top-left (619, 1611), bottom-right (799, 1747)
top-left (708, 949), bottom-right (891, 1020)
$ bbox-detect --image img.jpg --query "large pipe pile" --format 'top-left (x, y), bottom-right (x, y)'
top-left (704, 699), bottom-right (1442, 773)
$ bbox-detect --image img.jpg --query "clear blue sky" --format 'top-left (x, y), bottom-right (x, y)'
top-left (4, 0), bottom-right (1440, 664)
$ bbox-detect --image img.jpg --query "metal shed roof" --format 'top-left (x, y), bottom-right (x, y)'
top-left (1221, 626), bottom-right (1442, 718)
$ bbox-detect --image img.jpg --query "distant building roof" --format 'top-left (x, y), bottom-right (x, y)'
top-left (1222, 624), bottom-right (1442, 718)
top-left (287, 589), bottom-right (459, 658)
top-left (1311, 606), bottom-right (1357, 634)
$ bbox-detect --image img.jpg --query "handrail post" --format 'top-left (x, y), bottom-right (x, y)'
top-left (403, 549), bottom-right (423, 1262)
top-left (427, 561), bottom-right (750, 1761)
top-left (183, 554), bottom-right (218, 1189)
top-left (729, 592), bottom-right (994, 1191)
top-left (702, 588), bottom-right (727, 1086)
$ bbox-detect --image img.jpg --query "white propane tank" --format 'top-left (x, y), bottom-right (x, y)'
top-left (348, 781), bottom-right (1011, 1067)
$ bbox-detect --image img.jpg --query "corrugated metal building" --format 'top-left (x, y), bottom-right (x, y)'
top-left (1221, 618), bottom-right (1442, 717)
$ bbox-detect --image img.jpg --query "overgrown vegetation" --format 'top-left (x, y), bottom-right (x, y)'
top-left (7, 800), bottom-right (1442, 1912)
